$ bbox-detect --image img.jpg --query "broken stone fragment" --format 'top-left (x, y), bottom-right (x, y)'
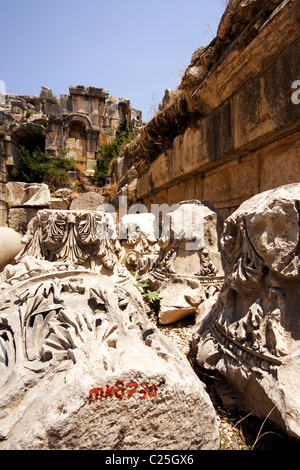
top-left (0, 253), bottom-right (219, 449)
top-left (6, 181), bottom-right (51, 208)
top-left (69, 191), bottom-right (105, 210)
top-left (193, 183), bottom-right (300, 441)
top-left (137, 200), bottom-right (224, 324)
top-left (0, 227), bottom-right (23, 272)
top-left (15, 209), bottom-right (123, 276)
top-left (119, 212), bottom-right (160, 271)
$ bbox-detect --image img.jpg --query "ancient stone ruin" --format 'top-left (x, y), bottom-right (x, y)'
top-left (121, 0), bottom-right (300, 220)
top-left (0, 85), bottom-right (142, 174)
top-left (0, 86), bottom-right (142, 226)
top-left (0, 208), bottom-right (219, 450)
top-left (193, 184), bottom-right (300, 441)
top-left (136, 201), bottom-right (224, 325)
top-left (0, 0), bottom-right (299, 451)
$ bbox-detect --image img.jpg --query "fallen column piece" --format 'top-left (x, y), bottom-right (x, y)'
top-left (193, 183), bottom-right (300, 441)
top-left (0, 209), bottom-right (219, 450)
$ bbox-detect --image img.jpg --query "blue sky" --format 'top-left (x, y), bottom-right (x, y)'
top-left (0, 0), bottom-right (226, 121)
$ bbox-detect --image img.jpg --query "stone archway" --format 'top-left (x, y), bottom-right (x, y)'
top-left (12, 123), bottom-right (46, 153)
top-left (10, 123), bottom-right (46, 166)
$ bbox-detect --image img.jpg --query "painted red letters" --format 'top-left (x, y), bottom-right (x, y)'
top-left (138, 382), bottom-right (148, 400)
top-left (148, 384), bottom-right (157, 398)
top-left (114, 380), bottom-right (125, 401)
top-left (126, 381), bottom-right (138, 399)
top-left (88, 380), bottom-right (158, 404)
top-left (88, 387), bottom-right (104, 404)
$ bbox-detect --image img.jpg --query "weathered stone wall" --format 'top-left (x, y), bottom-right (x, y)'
top-left (129, 0), bottom-right (300, 219)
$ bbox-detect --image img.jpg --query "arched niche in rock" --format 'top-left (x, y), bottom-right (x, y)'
top-left (64, 115), bottom-right (93, 167)
top-left (10, 123), bottom-right (47, 165)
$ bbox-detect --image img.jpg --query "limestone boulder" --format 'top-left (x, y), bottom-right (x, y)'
top-left (6, 182), bottom-right (50, 208)
top-left (193, 184), bottom-right (300, 441)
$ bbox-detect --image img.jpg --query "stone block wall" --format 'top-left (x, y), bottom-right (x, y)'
top-left (129, 0), bottom-right (300, 219)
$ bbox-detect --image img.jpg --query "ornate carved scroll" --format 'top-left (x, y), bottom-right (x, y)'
top-left (193, 184), bottom-right (300, 439)
top-left (17, 210), bottom-right (121, 270)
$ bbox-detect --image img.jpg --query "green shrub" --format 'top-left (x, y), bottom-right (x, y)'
top-left (14, 146), bottom-right (76, 188)
top-left (25, 109), bottom-right (36, 119)
top-left (91, 123), bottom-right (136, 186)
top-left (44, 154), bottom-right (76, 188)
top-left (92, 140), bottom-right (119, 186)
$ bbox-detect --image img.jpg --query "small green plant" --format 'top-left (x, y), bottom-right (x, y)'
top-left (0, 130), bottom-right (7, 138)
top-left (134, 281), bottom-right (149, 290)
top-left (143, 289), bottom-right (160, 302)
top-left (134, 281), bottom-right (160, 304)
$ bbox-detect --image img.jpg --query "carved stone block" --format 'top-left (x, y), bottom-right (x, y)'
top-left (6, 182), bottom-right (50, 208)
top-left (193, 184), bottom-right (300, 440)
top-left (0, 208), bottom-right (219, 449)
top-left (137, 200), bottom-right (224, 324)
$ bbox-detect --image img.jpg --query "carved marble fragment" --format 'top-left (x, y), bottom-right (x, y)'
top-left (0, 208), bottom-right (219, 450)
top-left (16, 209), bottom-right (127, 277)
top-left (119, 212), bottom-right (160, 271)
top-left (193, 184), bottom-right (300, 440)
top-left (137, 200), bottom-right (224, 324)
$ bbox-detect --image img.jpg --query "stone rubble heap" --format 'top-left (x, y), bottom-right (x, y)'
top-left (0, 183), bottom-right (299, 449)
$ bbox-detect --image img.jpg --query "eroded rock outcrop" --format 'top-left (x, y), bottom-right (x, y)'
top-left (0, 208), bottom-right (220, 450)
top-left (193, 184), bottom-right (300, 440)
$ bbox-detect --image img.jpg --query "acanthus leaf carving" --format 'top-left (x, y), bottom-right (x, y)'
top-left (17, 210), bottom-right (122, 271)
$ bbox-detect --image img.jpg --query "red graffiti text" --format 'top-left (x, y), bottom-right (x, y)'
top-left (89, 380), bottom-right (158, 404)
